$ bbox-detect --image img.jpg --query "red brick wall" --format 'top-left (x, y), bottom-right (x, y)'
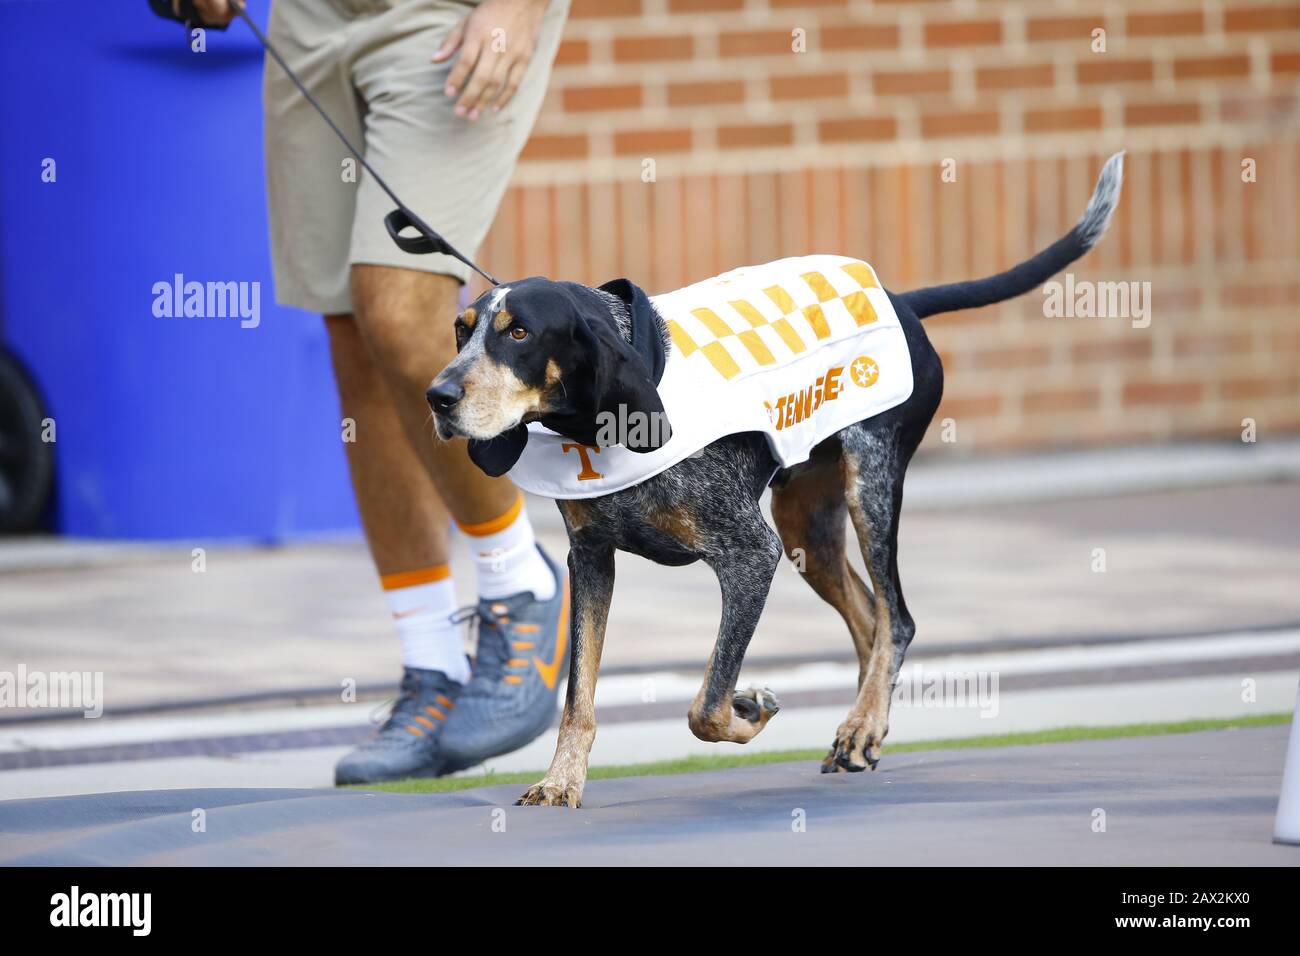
top-left (475, 0), bottom-right (1300, 452)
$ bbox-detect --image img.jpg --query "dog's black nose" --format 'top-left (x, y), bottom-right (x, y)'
top-left (426, 380), bottom-right (464, 413)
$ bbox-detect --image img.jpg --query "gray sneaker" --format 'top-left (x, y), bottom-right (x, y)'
top-left (334, 667), bottom-right (464, 785)
top-left (439, 546), bottom-right (569, 767)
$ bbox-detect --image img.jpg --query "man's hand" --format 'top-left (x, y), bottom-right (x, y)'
top-left (176, 0), bottom-right (238, 28)
top-left (433, 0), bottom-right (550, 121)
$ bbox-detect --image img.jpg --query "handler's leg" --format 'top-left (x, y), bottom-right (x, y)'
top-left (348, 265), bottom-right (516, 526)
top-left (342, 0), bottom-right (571, 770)
top-left (349, 263), bottom-right (567, 768)
top-left (325, 312), bottom-right (452, 574)
top-left (328, 312), bottom-right (468, 785)
top-left (349, 266), bottom-right (557, 600)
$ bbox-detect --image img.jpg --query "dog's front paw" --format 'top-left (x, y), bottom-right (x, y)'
top-left (820, 714), bottom-right (886, 774)
top-left (732, 685), bottom-right (780, 725)
top-left (516, 779), bottom-right (584, 809)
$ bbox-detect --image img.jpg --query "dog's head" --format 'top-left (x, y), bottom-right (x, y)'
top-left (427, 277), bottom-right (672, 477)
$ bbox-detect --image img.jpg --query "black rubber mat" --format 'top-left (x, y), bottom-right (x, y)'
top-left (1, 727), bottom-right (1294, 865)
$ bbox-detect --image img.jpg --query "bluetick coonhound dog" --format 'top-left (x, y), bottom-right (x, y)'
top-left (427, 153), bottom-right (1124, 807)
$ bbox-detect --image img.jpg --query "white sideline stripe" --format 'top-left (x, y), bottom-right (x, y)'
top-left (1, 630), bottom-right (1297, 755)
top-left (607, 629), bottom-right (1300, 706)
top-left (0, 671), bottom-right (1293, 801)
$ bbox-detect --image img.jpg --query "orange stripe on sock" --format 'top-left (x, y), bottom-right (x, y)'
top-left (379, 564), bottom-right (451, 591)
top-left (456, 494), bottom-right (524, 537)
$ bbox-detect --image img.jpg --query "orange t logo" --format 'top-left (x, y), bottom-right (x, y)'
top-left (561, 443), bottom-right (604, 480)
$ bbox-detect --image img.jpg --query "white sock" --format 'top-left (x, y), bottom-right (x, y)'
top-left (380, 566), bottom-right (470, 684)
top-left (458, 495), bottom-right (557, 601)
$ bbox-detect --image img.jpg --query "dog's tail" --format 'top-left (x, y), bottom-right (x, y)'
top-left (901, 151), bottom-right (1124, 321)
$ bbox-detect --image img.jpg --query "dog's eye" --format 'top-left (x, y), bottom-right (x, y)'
top-left (454, 321), bottom-right (469, 351)
top-left (509, 326), bottom-right (528, 341)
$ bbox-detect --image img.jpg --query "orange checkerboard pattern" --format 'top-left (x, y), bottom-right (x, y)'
top-left (660, 259), bottom-right (882, 381)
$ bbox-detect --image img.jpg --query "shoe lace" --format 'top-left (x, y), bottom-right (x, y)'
top-left (455, 603), bottom-right (514, 683)
top-left (450, 605), bottom-right (481, 633)
top-left (369, 674), bottom-right (426, 733)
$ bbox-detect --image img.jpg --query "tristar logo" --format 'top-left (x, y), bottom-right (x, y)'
top-left (847, 354), bottom-right (880, 389)
top-left (764, 356), bottom-right (879, 431)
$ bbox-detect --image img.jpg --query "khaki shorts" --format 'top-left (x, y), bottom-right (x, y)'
top-left (263, 0), bottom-right (568, 314)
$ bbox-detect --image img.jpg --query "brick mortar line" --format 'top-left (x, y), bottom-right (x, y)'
top-left (564, 0), bottom-right (1299, 39)
top-left (537, 75), bottom-right (1300, 136)
top-left (507, 125), bottom-right (1300, 185)
top-left (546, 38), bottom-right (1292, 86)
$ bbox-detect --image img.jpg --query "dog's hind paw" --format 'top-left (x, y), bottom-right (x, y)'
top-left (732, 686), bottom-right (780, 725)
top-left (820, 716), bottom-right (884, 773)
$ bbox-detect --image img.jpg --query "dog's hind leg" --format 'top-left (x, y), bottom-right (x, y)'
top-left (516, 540), bottom-right (614, 808)
top-left (685, 505), bottom-right (784, 744)
top-left (827, 422), bottom-right (916, 773)
top-left (770, 460), bottom-right (878, 689)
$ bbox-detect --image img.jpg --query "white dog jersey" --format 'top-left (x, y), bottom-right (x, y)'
top-left (508, 255), bottom-right (915, 499)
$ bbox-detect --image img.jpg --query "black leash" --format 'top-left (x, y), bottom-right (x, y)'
top-left (229, 0), bottom-right (499, 285)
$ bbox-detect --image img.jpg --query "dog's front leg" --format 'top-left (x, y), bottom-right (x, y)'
top-left (687, 524), bottom-right (784, 744)
top-left (516, 542), bottom-right (614, 809)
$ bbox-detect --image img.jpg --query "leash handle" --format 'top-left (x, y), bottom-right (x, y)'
top-left (228, 0), bottom-right (499, 286)
top-left (385, 208), bottom-right (446, 255)
top-left (383, 208), bottom-right (499, 285)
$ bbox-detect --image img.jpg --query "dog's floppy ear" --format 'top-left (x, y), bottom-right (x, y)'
top-left (468, 425), bottom-right (528, 477)
top-left (598, 279), bottom-right (667, 384)
top-left (565, 280), bottom-right (671, 454)
top-left (599, 356), bottom-right (670, 453)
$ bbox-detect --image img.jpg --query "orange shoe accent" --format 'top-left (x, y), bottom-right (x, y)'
top-left (405, 725), bottom-right (425, 737)
top-left (532, 580), bottom-right (570, 691)
top-left (504, 675), bottom-right (523, 685)
top-left (435, 695), bottom-right (455, 711)
top-left (380, 564), bottom-right (451, 591)
top-left (514, 623), bottom-right (540, 634)
top-left (507, 658), bottom-right (527, 668)
top-left (513, 641), bottom-right (535, 651)
top-left (413, 715), bottom-right (435, 730)
top-left (456, 494), bottom-right (524, 537)
top-left (423, 706), bottom-right (446, 721)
